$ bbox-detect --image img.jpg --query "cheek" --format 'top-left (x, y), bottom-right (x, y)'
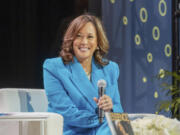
top-left (73, 41), bottom-right (79, 50)
top-left (91, 41), bottom-right (97, 50)
top-left (73, 40), bottom-right (77, 47)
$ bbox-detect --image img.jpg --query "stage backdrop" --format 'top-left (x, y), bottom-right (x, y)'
top-left (102, 0), bottom-right (172, 115)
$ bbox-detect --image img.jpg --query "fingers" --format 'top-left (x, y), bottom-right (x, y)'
top-left (93, 95), bottom-right (113, 112)
top-left (98, 95), bottom-right (113, 112)
top-left (93, 97), bottom-right (98, 104)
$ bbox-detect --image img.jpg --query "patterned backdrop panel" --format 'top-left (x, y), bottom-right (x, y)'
top-left (102, 0), bottom-right (172, 115)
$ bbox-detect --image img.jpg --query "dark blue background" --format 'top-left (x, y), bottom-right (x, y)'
top-left (102, 0), bottom-right (172, 115)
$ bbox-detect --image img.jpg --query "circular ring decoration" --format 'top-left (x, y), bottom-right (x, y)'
top-left (147, 53), bottom-right (153, 63)
top-left (123, 16), bottom-right (128, 25)
top-left (154, 91), bottom-right (158, 98)
top-left (152, 26), bottom-right (160, 41)
top-left (134, 34), bottom-right (141, 45)
top-left (110, 0), bottom-right (115, 4)
top-left (159, 69), bottom-right (165, 79)
top-left (164, 44), bottom-right (172, 57)
top-left (159, 0), bottom-right (167, 16)
top-left (140, 8), bottom-right (148, 23)
top-left (142, 77), bottom-right (147, 83)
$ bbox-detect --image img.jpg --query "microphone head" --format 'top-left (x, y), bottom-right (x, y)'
top-left (97, 79), bottom-right (107, 88)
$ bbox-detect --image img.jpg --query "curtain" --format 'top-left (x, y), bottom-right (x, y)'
top-left (102, 0), bottom-right (172, 115)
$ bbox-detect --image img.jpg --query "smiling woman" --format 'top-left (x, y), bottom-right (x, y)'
top-left (73, 22), bottom-right (98, 64)
top-left (60, 14), bottom-right (109, 66)
top-left (43, 14), bottom-right (124, 135)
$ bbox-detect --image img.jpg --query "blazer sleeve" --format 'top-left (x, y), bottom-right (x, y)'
top-left (111, 62), bottom-right (124, 113)
top-left (43, 59), bottom-right (99, 128)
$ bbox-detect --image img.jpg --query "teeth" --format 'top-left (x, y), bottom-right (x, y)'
top-left (79, 48), bottom-right (89, 51)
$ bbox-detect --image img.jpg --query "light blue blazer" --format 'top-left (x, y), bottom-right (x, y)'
top-left (43, 57), bottom-right (123, 135)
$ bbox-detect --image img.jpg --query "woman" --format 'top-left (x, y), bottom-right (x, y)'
top-left (43, 14), bottom-right (123, 135)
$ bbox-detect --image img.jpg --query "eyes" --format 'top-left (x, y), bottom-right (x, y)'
top-left (76, 33), bottom-right (95, 40)
top-left (88, 35), bottom-right (94, 39)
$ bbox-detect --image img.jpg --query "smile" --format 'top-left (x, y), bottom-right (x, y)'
top-left (78, 47), bottom-right (90, 52)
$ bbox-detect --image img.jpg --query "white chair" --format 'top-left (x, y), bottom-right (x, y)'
top-left (0, 88), bottom-right (63, 135)
top-left (0, 88), bottom-right (48, 112)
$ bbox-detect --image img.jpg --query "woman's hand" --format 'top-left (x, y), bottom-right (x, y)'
top-left (93, 95), bottom-right (113, 112)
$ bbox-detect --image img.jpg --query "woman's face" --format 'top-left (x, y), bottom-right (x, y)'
top-left (73, 22), bottom-right (97, 63)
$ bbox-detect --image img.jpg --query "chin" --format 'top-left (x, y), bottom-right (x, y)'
top-left (76, 56), bottom-right (91, 61)
top-left (78, 53), bottom-right (90, 58)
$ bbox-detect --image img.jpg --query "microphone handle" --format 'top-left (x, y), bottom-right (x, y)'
top-left (98, 87), bottom-right (105, 124)
top-left (98, 108), bottom-right (104, 123)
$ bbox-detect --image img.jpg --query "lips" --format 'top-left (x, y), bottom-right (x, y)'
top-left (78, 47), bottom-right (90, 52)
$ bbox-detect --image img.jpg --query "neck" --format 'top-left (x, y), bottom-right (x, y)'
top-left (80, 58), bottom-right (92, 75)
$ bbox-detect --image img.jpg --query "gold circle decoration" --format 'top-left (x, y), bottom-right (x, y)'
top-left (147, 53), bottom-right (153, 63)
top-left (152, 26), bottom-right (160, 41)
top-left (134, 34), bottom-right (141, 45)
top-left (123, 16), bottom-right (128, 25)
top-left (110, 0), bottom-right (115, 4)
top-left (140, 8), bottom-right (148, 23)
top-left (159, 69), bottom-right (165, 78)
top-left (142, 77), bottom-right (147, 83)
top-left (164, 44), bottom-right (172, 57)
top-left (130, 0), bottom-right (134, 2)
top-left (154, 91), bottom-right (159, 98)
top-left (159, 0), bottom-right (167, 16)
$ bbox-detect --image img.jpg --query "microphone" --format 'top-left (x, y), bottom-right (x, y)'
top-left (97, 79), bottom-right (107, 124)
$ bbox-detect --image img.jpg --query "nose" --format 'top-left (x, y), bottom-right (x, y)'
top-left (81, 37), bottom-right (88, 44)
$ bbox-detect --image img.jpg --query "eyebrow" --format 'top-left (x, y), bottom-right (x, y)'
top-left (78, 32), bottom-right (95, 35)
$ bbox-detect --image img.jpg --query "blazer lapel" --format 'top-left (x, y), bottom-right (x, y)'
top-left (69, 57), bottom-right (99, 109)
top-left (91, 59), bottom-right (106, 94)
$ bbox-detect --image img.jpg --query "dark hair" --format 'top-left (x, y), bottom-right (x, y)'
top-left (59, 14), bottom-right (109, 66)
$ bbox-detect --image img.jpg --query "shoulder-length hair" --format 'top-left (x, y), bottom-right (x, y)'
top-left (59, 14), bottom-right (109, 66)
